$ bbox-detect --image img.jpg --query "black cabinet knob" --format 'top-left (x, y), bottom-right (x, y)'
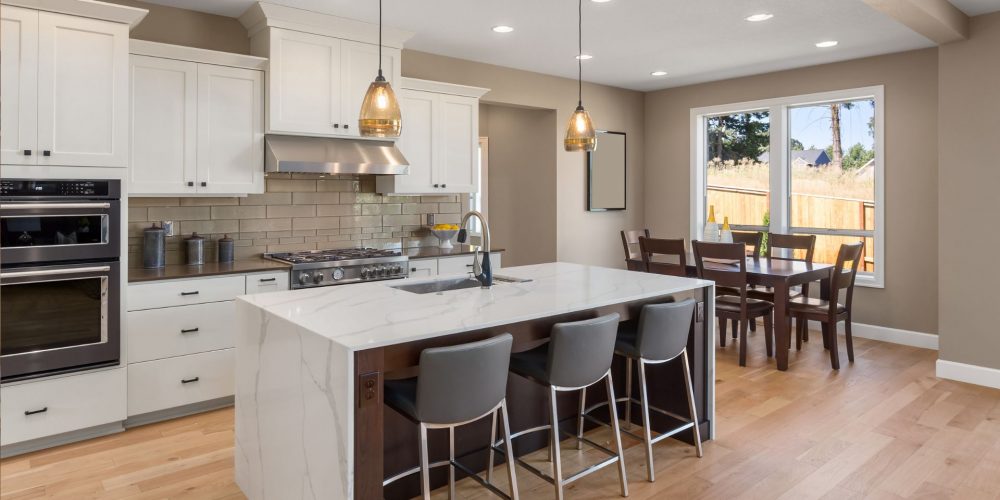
top-left (42, 150), bottom-right (51, 156)
top-left (442, 184), bottom-right (447, 188)
top-left (187, 181), bottom-right (194, 187)
top-left (344, 124), bottom-right (349, 129)
top-left (200, 181), bottom-right (207, 187)
top-left (23, 150), bottom-right (31, 156)
top-left (333, 123), bottom-right (340, 128)
top-left (433, 184), bottom-right (440, 188)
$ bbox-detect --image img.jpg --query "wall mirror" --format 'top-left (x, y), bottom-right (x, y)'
top-left (587, 130), bottom-right (626, 211)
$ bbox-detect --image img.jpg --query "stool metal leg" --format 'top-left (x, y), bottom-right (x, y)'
top-left (605, 373), bottom-right (629, 497)
top-left (549, 386), bottom-right (565, 500)
top-left (681, 349), bottom-right (704, 458)
top-left (624, 357), bottom-right (633, 430)
top-left (488, 409), bottom-right (498, 484)
top-left (576, 387), bottom-right (586, 451)
top-left (637, 359), bottom-right (655, 482)
top-left (449, 426), bottom-right (456, 499)
top-left (500, 400), bottom-right (520, 500)
top-left (419, 423), bottom-right (431, 500)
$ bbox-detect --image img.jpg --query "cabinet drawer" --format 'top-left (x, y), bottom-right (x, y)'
top-left (128, 275), bottom-right (245, 311)
top-left (1, 368), bottom-right (125, 446)
top-left (408, 259), bottom-right (438, 278)
top-left (245, 271), bottom-right (289, 295)
top-left (127, 349), bottom-right (234, 417)
top-left (127, 301), bottom-right (235, 363)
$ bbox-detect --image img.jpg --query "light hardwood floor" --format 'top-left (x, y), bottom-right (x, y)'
top-left (2, 333), bottom-right (999, 499)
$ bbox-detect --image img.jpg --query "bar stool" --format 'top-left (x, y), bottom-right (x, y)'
top-left (586, 299), bottom-right (703, 483)
top-left (383, 334), bottom-right (519, 500)
top-left (500, 313), bottom-right (628, 500)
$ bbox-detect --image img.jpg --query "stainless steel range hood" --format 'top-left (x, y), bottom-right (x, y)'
top-left (265, 135), bottom-right (409, 175)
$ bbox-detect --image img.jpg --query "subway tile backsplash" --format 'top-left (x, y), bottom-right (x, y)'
top-left (127, 173), bottom-right (462, 267)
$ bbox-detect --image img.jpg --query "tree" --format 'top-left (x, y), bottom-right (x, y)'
top-left (829, 102), bottom-right (854, 172)
top-left (790, 138), bottom-right (804, 151)
top-left (842, 143), bottom-right (874, 170)
top-left (706, 112), bottom-right (770, 162)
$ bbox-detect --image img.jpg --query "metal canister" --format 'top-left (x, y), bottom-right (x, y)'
top-left (185, 232), bottom-right (205, 265)
top-left (218, 234), bottom-right (235, 263)
top-left (142, 224), bottom-right (166, 269)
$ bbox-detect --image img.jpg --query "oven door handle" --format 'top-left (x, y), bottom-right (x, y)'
top-left (0, 202), bottom-right (112, 210)
top-left (0, 266), bottom-right (111, 279)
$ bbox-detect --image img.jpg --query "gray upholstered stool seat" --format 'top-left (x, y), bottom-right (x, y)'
top-left (589, 299), bottom-right (704, 483)
top-left (383, 334), bottom-right (519, 500)
top-left (500, 313), bottom-right (629, 500)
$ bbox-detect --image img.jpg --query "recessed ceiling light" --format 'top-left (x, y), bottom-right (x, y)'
top-left (576, 54), bottom-right (593, 60)
top-left (815, 40), bottom-right (838, 48)
top-left (492, 25), bottom-right (514, 33)
top-left (745, 13), bottom-right (773, 22)
top-left (651, 70), bottom-right (667, 76)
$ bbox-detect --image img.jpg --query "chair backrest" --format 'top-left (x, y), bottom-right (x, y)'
top-left (691, 241), bottom-right (748, 291)
top-left (731, 231), bottom-right (762, 258)
top-left (827, 242), bottom-right (865, 317)
top-left (765, 233), bottom-right (816, 262)
top-left (635, 299), bottom-right (696, 362)
top-left (638, 237), bottom-right (687, 277)
top-left (621, 229), bottom-right (651, 270)
top-left (546, 313), bottom-right (621, 388)
top-left (416, 334), bottom-right (513, 424)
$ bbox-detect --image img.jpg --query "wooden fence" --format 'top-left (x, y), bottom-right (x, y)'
top-left (707, 186), bottom-right (874, 270)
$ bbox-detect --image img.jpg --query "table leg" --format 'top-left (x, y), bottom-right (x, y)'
top-left (773, 282), bottom-right (790, 371)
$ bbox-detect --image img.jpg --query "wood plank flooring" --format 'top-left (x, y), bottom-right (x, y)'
top-left (3, 332), bottom-right (999, 499)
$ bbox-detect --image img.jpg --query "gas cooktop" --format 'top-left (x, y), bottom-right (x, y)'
top-left (265, 248), bottom-right (409, 289)
top-left (267, 248), bottom-right (402, 264)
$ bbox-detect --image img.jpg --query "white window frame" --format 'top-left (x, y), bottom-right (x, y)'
top-left (462, 137), bottom-right (490, 238)
top-left (690, 85), bottom-right (885, 288)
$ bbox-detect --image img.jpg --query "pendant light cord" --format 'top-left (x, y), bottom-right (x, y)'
top-left (377, 0), bottom-right (384, 78)
top-left (577, 0), bottom-right (582, 107)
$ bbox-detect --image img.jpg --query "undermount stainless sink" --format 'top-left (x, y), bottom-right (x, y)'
top-left (389, 275), bottom-right (532, 294)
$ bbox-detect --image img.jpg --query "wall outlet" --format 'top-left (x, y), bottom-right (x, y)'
top-left (426, 214), bottom-right (435, 226)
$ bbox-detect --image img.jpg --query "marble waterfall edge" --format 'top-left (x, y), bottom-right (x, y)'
top-left (235, 301), bottom-right (353, 499)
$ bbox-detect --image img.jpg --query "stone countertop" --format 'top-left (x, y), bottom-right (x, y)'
top-left (236, 262), bottom-right (714, 351)
top-left (403, 245), bottom-right (504, 260)
top-left (128, 258), bottom-right (290, 283)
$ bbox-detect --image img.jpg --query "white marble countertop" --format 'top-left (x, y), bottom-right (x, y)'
top-left (237, 262), bottom-right (714, 351)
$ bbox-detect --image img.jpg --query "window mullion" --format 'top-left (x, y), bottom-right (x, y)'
top-left (767, 105), bottom-right (787, 256)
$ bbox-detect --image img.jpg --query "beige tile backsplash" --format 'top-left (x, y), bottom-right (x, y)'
top-left (128, 173), bottom-right (462, 267)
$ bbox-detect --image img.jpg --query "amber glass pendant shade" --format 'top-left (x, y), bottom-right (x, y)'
top-left (564, 104), bottom-right (596, 152)
top-left (359, 73), bottom-right (402, 137)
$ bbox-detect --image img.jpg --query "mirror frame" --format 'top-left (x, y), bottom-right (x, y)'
top-left (586, 130), bottom-right (627, 212)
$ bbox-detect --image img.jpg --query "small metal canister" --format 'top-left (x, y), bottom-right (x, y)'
top-left (142, 224), bottom-right (166, 269)
top-left (218, 234), bottom-right (235, 263)
top-left (185, 232), bottom-right (205, 265)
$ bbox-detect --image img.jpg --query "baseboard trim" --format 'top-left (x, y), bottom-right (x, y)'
top-left (802, 320), bottom-right (939, 350)
top-left (936, 359), bottom-right (1000, 390)
top-left (0, 422), bottom-right (124, 459)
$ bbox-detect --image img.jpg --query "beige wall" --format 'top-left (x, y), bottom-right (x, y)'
top-left (402, 50), bottom-right (646, 268)
top-left (479, 104), bottom-right (558, 266)
top-left (938, 12), bottom-right (1000, 369)
top-left (643, 49), bottom-right (940, 333)
top-left (106, 0), bottom-right (250, 54)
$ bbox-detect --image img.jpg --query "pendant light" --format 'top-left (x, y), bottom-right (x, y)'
top-left (358, 0), bottom-right (401, 137)
top-left (564, 0), bottom-right (596, 152)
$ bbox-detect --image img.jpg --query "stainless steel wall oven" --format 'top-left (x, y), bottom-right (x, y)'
top-left (0, 180), bottom-right (121, 381)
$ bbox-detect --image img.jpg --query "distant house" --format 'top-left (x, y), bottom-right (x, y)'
top-left (757, 149), bottom-right (832, 167)
top-left (854, 158), bottom-right (876, 180)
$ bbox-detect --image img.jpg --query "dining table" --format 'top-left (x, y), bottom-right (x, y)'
top-left (628, 255), bottom-right (835, 371)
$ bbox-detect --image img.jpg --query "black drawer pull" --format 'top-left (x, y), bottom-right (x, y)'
top-left (180, 291), bottom-right (199, 296)
top-left (180, 328), bottom-right (199, 334)
top-left (24, 407), bottom-right (48, 416)
top-left (181, 377), bottom-right (200, 384)
top-left (258, 278), bottom-right (277, 283)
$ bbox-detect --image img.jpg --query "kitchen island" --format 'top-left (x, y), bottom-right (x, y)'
top-left (234, 262), bottom-right (715, 499)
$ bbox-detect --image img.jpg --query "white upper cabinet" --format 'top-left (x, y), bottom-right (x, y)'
top-left (376, 79), bottom-right (489, 195)
top-left (128, 41), bottom-right (265, 196)
top-left (340, 39), bottom-right (399, 138)
top-left (1, 5), bottom-right (132, 167)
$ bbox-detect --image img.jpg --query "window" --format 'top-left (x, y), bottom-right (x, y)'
top-left (691, 86), bottom-right (884, 287)
top-left (462, 137), bottom-right (489, 236)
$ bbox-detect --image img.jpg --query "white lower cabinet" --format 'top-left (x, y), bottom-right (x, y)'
top-left (127, 301), bottom-right (235, 364)
top-left (245, 271), bottom-right (291, 294)
top-left (0, 368), bottom-right (126, 446)
top-left (409, 253), bottom-right (502, 278)
top-left (408, 258), bottom-right (438, 278)
top-left (128, 349), bottom-right (234, 417)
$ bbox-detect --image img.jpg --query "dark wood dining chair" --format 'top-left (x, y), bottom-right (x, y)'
top-left (637, 237), bottom-right (687, 277)
top-left (621, 229), bottom-right (651, 271)
top-left (731, 231), bottom-right (762, 258)
top-left (788, 242), bottom-right (864, 370)
top-left (754, 234), bottom-right (817, 342)
top-left (692, 241), bottom-right (774, 367)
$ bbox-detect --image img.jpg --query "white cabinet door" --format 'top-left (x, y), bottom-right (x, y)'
top-left (129, 55), bottom-right (197, 195)
top-left (340, 40), bottom-right (400, 138)
top-left (196, 64), bottom-right (263, 194)
top-left (36, 12), bottom-right (128, 167)
top-left (267, 29), bottom-right (342, 136)
top-left (407, 259), bottom-right (438, 278)
top-left (436, 94), bottom-right (479, 193)
top-left (0, 6), bottom-right (38, 165)
top-left (379, 88), bottom-right (435, 193)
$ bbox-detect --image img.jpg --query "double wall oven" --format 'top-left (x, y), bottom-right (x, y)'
top-left (0, 180), bottom-right (121, 382)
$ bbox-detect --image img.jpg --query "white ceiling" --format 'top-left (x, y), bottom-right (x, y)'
top-left (138, 0), bottom-right (996, 91)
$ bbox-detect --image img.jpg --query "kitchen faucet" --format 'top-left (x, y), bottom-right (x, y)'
top-left (456, 211), bottom-right (492, 288)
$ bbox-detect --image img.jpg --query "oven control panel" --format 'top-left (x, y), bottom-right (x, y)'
top-left (1, 180), bottom-right (116, 198)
